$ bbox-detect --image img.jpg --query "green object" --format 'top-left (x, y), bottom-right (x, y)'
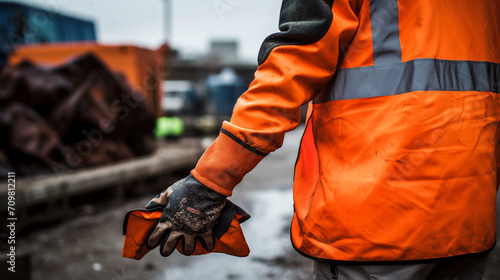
top-left (155, 117), bottom-right (184, 138)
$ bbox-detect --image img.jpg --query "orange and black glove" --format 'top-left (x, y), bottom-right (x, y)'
top-left (146, 174), bottom-right (227, 256)
top-left (122, 174), bottom-right (251, 259)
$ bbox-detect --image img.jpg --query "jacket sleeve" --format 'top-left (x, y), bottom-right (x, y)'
top-left (192, 0), bottom-right (360, 196)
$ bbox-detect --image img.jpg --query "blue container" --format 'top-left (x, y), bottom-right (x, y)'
top-left (0, 1), bottom-right (96, 65)
top-left (206, 68), bottom-right (247, 116)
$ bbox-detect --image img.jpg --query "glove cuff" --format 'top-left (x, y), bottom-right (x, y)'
top-left (191, 128), bottom-right (266, 196)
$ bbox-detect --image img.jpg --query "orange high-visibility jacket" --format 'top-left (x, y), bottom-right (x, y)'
top-left (192, 0), bottom-right (500, 263)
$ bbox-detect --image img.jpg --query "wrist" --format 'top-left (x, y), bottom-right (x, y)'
top-left (191, 129), bottom-right (266, 196)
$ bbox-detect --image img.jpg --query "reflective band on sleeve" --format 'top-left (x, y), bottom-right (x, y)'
top-left (315, 59), bottom-right (500, 103)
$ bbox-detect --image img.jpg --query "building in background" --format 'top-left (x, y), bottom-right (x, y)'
top-left (0, 1), bottom-right (96, 66)
top-left (164, 39), bottom-right (257, 121)
top-left (209, 40), bottom-right (238, 65)
top-left (167, 39), bottom-right (257, 88)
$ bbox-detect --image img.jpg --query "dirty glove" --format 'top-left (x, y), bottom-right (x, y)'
top-left (145, 174), bottom-right (227, 257)
top-left (122, 199), bottom-right (251, 260)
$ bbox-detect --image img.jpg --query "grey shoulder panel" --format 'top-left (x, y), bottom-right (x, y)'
top-left (257, 0), bottom-right (335, 65)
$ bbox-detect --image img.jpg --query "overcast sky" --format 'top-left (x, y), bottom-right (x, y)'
top-left (14, 0), bottom-right (283, 62)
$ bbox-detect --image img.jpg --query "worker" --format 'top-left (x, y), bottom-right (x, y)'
top-left (144, 0), bottom-right (500, 279)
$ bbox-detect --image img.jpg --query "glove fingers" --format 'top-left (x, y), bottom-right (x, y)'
top-left (160, 231), bottom-right (182, 257)
top-left (198, 231), bottom-right (215, 252)
top-left (147, 221), bottom-right (172, 249)
top-left (182, 234), bottom-right (197, 256)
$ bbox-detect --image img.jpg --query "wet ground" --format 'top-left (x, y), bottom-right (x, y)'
top-left (17, 126), bottom-right (500, 280)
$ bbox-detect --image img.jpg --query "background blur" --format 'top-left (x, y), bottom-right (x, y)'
top-left (0, 0), bottom-right (498, 279)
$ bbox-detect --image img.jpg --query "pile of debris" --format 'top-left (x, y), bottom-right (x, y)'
top-left (0, 54), bottom-right (156, 178)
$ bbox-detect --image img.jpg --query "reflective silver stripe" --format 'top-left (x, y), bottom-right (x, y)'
top-left (370, 0), bottom-right (402, 64)
top-left (315, 59), bottom-right (500, 103)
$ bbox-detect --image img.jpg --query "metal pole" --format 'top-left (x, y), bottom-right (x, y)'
top-left (163, 0), bottom-right (172, 43)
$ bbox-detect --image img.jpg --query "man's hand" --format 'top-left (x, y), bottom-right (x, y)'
top-left (145, 175), bottom-right (227, 256)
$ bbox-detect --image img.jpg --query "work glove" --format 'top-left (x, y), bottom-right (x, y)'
top-left (122, 199), bottom-right (251, 259)
top-left (145, 174), bottom-right (227, 257)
